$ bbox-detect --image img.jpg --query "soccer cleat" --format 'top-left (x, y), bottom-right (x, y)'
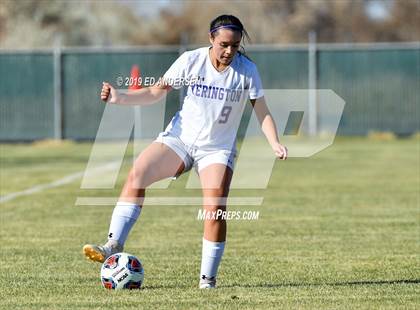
top-left (199, 275), bottom-right (216, 289)
top-left (83, 242), bottom-right (123, 263)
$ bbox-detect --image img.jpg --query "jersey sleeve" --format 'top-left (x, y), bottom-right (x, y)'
top-left (248, 64), bottom-right (264, 100)
top-left (162, 52), bottom-right (188, 90)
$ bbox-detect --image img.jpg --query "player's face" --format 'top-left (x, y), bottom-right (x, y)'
top-left (209, 29), bottom-right (242, 65)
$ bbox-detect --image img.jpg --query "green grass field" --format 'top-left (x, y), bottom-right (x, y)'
top-left (0, 137), bottom-right (419, 309)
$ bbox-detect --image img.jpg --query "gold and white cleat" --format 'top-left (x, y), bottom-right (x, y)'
top-left (83, 244), bottom-right (108, 263)
top-left (83, 242), bottom-right (123, 263)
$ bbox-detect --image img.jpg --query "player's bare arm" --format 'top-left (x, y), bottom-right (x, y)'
top-left (250, 97), bottom-right (288, 160)
top-left (100, 81), bottom-right (172, 105)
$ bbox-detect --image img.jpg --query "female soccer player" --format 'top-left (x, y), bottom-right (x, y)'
top-left (83, 14), bottom-right (287, 289)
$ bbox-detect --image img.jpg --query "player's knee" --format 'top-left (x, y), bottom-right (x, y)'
top-left (205, 216), bottom-right (226, 227)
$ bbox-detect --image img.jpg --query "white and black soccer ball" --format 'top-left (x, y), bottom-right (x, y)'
top-left (100, 252), bottom-right (144, 290)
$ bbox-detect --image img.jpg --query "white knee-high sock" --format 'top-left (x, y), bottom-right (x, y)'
top-left (200, 238), bottom-right (225, 279)
top-left (107, 201), bottom-right (141, 246)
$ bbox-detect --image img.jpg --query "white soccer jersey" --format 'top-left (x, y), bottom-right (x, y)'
top-left (163, 47), bottom-right (264, 151)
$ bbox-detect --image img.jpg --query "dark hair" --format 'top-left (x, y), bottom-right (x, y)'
top-left (209, 15), bottom-right (251, 55)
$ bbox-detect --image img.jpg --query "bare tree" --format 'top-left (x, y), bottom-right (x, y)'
top-left (0, 0), bottom-right (418, 48)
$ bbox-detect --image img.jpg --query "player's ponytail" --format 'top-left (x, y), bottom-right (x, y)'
top-left (209, 14), bottom-right (251, 58)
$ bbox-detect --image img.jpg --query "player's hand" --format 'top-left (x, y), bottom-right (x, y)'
top-left (100, 82), bottom-right (118, 103)
top-left (272, 142), bottom-right (288, 160)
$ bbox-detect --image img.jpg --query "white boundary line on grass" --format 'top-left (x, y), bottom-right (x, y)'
top-left (0, 163), bottom-right (264, 206)
top-left (0, 162), bottom-right (120, 204)
top-left (75, 197), bottom-right (264, 206)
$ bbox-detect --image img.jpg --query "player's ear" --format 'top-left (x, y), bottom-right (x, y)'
top-left (208, 33), bottom-right (214, 45)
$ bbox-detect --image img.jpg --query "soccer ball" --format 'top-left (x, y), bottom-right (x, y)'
top-left (100, 252), bottom-right (144, 290)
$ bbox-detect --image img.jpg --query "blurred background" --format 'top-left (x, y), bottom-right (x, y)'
top-left (1, 3), bottom-right (419, 306)
top-left (0, 0), bottom-right (419, 140)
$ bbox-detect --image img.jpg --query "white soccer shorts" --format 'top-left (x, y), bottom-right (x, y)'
top-left (154, 132), bottom-right (235, 176)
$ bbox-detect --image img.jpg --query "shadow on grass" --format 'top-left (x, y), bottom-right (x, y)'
top-left (222, 279), bottom-right (420, 289)
top-left (142, 284), bottom-right (191, 290)
top-left (138, 279), bottom-right (420, 290)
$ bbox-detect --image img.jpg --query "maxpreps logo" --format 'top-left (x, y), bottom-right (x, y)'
top-left (78, 89), bottom-right (345, 203)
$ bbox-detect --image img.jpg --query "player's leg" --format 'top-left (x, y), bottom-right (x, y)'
top-left (83, 142), bottom-right (185, 262)
top-left (198, 163), bottom-right (233, 288)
